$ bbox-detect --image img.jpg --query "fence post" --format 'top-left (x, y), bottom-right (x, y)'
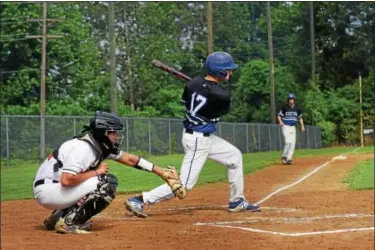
top-left (306, 126), bottom-right (310, 148)
top-left (40, 115), bottom-right (46, 160)
top-left (126, 119), bottom-right (129, 152)
top-left (148, 119), bottom-right (151, 155)
top-left (268, 124), bottom-right (272, 151)
top-left (246, 123), bottom-right (249, 153)
top-left (168, 119), bottom-right (171, 155)
top-left (6, 116), bottom-right (10, 166)
top-left (257, 123), bottom-right (261, 152)
top-left (73, 117), bottom-right (76, 136)
top-left (313, 127), bottom-right (316, 148)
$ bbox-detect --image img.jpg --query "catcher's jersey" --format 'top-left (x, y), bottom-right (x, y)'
top-left (278, 104), bottom-right (302, 126)
top-left (181, 76), bottom-right (231, 133)
top-left (34, 138), bottom-right (122, 182)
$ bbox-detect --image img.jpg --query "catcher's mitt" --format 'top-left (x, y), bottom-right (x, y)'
top-left (162, 166), bottom-right (187, 199)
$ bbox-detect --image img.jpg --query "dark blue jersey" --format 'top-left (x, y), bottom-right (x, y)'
top-left (278, 104), bottom-right (302, 126)
top-left (181, 76), bottom-right (231, 133)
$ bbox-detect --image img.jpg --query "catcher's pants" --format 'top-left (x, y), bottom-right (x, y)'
top-left (281, 125), bottom-right (296, 160)
top-left (33, 177), bottom-right (99, 210)
top-left (143, 129), bottom-right (245, 204)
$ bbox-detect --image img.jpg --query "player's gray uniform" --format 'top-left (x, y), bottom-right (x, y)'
top-left (142, 76), bottom-right (245, 204)
top-left (278, 104), bottom-right (302, 161)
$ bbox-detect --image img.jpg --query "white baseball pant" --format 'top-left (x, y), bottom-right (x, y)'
top-left (33, 177), bottom-right (99, 210)
top-left (281, 125), bottom-right (296, 160)
top-left (142, 129), bottom-right (245, 204)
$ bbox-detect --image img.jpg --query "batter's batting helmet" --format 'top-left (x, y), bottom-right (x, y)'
top-left (288, 93), bottom-right (296, 100)
top-left (205, 52), bottom-right (238, 78)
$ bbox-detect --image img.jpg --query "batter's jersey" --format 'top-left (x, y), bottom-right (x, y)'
top-left (278, 104), bottom-right (302, 126)
top-left (181, 76), bottom-right (231, 133)
top-left (34, 138), bottom-right (122, 182)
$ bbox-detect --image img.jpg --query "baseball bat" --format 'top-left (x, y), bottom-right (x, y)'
top-left (151, 59), bottom-right (191, 82)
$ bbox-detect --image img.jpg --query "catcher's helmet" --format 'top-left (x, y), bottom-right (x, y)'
top-left (288, 93), bottom-right (296, 100)
top-left (205, 51), bottom-right (238, 78)
top-left (89, 111), bottom-right (124, 132)
top-left (88, 111), bottom-right (124, 149)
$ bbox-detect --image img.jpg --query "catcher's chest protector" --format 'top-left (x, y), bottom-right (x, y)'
top-left (52, 133), bottom-right (108, 171)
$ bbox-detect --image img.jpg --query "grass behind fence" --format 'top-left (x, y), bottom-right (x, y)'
top-left (1, 146), bottom-right (373, 201)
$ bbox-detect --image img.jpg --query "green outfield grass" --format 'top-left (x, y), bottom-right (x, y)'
top-left (343, 158), bottom-right (374, 190)
top-left (1, 146), bottom-right (373, 201)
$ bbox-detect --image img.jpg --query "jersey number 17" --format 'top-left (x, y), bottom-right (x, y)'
top-left (190, 92), bottom-right (207, 116)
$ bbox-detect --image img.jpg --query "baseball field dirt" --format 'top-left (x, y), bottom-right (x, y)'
top-left (1, 152), bottom-right (374, 250)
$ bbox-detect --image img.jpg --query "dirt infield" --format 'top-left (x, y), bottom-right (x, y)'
top-left (2, 152), bottom-right (374, 250)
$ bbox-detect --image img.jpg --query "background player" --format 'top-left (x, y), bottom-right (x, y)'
top-left (125, 51), bottom-right (260, 218)
top-left (33, 111), bottom-right (182, 234)
top-left (277, 93), bottom-right (305, 165)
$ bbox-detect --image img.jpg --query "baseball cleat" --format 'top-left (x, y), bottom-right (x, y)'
top-left (125, 197), bottom-right (148, 218)
top-left (55, 219), bottom-right (91, 234)
top-left (281, 156), bottom-right (287, 164)
top-left (43, 210), bottom-right (64, 230)
top-left (286, 160), bottom-right (293, 165)
top-left (228, 198), bottom-right (260, 212)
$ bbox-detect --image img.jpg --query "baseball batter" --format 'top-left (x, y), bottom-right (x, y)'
top-left (33, 111), bottom-right (184, 234)
top-left (125, 52), bottom-right (260, 218)
top-left (277, 93), bottom-right (305, 165)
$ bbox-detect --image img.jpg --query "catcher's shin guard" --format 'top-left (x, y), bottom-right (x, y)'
top-left (64, 174), bottom-right (118, 226)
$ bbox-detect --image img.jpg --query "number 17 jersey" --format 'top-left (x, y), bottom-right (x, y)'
top-left (181, 76), bottom-right (231, 133)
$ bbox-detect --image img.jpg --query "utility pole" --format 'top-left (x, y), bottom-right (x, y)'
top-left (359, 74), bottom-right (364, 147)
top-left (26, 3), bottom-right (63, 160)
top-left (123, 4), bottom-right (135, 111)
top-left (266, 2), bottom-right (276, 124)
top-left (109, 1), bottom-right (118, 114)
top-left (310, 2), bottom-right (316, 83)
top-left (207, 1), bottom-right (213, 54)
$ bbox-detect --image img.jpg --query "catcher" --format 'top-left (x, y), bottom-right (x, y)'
top-left (32, 111), bottom-right (185, 234)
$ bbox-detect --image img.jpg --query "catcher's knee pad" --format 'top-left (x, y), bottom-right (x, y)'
top-left (64, 174), bottom-right (118, 226)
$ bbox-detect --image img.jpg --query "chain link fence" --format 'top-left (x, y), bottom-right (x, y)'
top-left (0, 115), bottom-right (321, 166)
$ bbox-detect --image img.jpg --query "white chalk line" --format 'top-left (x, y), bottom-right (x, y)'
top-left (97, 206), bottom-right (300, 220)
top-left (202, 224), bottom-right (374, 237)
top-left (193, 147), bottom-right (372, 236)
top-left (194, 213), bottom-right (374, 226)
top-left (166, 205), bottom-right (299, 212)
top-left (255, 147), bottom-right (362, 205)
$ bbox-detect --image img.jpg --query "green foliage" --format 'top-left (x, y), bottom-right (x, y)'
top-left (229, 59), bottom-right (299, 123)
top-left (1, 2), bottom-right (374, 146)
top-left (317, 121), bottom-right (337, 147)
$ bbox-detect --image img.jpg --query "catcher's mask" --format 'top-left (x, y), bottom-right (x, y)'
top-left (89, 111), bottom-right (124, 150)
